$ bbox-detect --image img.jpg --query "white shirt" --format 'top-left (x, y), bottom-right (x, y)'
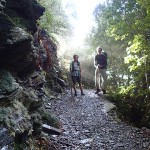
top-left (70, 61), bottom-right (80, 76)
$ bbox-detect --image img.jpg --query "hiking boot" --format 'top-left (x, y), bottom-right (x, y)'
top-left (102, 89), bottom-right (106, 94)
top-left (81, 92), bottom-right (85, 95)
top-left (95, 88), bottom-right (100, 94)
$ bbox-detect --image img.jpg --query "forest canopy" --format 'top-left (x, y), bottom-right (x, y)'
top-left (37, 0), bottom-right (71, 36)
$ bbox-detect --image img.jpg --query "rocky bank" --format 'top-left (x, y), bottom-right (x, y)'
top-left (0, 0), bottom-right (64, 149)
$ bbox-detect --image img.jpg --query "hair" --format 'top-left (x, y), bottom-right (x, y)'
top-left (73, 55), bottom-right (78, 59)
top-left (96, 46), bottom-right (102, 53)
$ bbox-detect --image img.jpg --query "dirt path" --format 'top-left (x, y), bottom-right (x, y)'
top-left (49, 89), bottom-right (150, 150)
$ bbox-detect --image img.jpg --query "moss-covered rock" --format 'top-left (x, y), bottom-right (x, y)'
top-left (39, 109), bottom-right (61, 129)
top-left (0, 70), bottom-right (21, 102)
top-left (31, 112), bottom-right (42, 136)
top-left (0, 70), bottom-right (18, 93)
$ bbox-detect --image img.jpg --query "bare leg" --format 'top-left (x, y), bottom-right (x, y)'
top-left (95, 68), bottom-right (99, 89)
top-left (95, 68), bottom-right (100, 93)
top-left (79, 83), bottom-right (84, 94)
top-left (100, 69), bottom-right (107, 90)
top-left (73, 83), bottom-right (77, 93)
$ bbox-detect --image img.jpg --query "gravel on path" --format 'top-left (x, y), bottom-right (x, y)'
top-left (48, 89), bottom-right (150, 150)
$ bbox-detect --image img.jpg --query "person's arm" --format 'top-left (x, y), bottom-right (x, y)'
top-left (79, 65), bottom-right (82, 77)
top-left (101, 54), bottom-right (107, 68)
top-left (70, 62), bottom-right (72, 73)
top-left (94, 55), bottom-right (98, 68)
top-left (104, 55), bottom-right (107, 68)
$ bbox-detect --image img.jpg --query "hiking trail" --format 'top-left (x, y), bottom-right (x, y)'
top-left (48, 89), bottom-right (150, 150)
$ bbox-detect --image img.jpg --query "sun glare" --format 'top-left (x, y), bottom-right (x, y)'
top-left (62, 0), bottom-right (106, 48)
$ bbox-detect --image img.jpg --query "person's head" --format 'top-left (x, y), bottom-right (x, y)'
top-left (73, 55), bottom-right (79, 61)
top-left (96, 46), bottom-right (102, 54)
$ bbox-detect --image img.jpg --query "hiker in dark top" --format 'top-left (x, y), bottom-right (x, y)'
top-left (70, 55), bottom-right (85, 96)
top-left (94, 47), bottom-right (107, 94)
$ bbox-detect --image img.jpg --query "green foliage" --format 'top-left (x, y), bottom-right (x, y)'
top-left (108, 89), bottom-right (147, 127)
top-left (11, 17), bottom-right (27, 30)
top-left (0, 108), bottom-right (7, 124)
top-left (41, 111), bottom-right (60, 128)
top-left (37, 0), bottom-right (70, 36)
top-left (91, 0), bottom-right (150, 89)
top-left (14, 143), bottom-right (24, 150)
top-left (87, 0), bottom-right (150, 127)
top-left (119, 84), bottom-right (134, 94)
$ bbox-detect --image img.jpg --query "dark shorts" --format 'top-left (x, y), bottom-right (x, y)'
top-left (72, 76), bottom-right (81, 84)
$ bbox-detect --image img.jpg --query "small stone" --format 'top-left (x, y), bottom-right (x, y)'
top-left (85, 144), bottom-right (90, 147)
top-left (80, 138), bottom-right (93, 144)
top-left (42, 124), bottom-right (62, 135)
top-left (63, 131), bottom-right (70, 135)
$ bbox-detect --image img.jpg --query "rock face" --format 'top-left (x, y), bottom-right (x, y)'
top-left (0, 70), bottom-right (32, 148)
top-left (0, 127), bottom-right (14, 150)
top-left (0, 0), bottom-right (44, 74)
top-left (0, 14), bottom-right (36, 74)
top-left (0, 13), bottom-right (14, 42)
top-left (0, 0), bottom-right (63, 149)
top-left (0, 70), bottom-right (21, 101)
top-left (5, 0), bottom-right (45, 32)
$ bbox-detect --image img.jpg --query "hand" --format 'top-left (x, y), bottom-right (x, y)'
top-left (98, 64), bottom-right (103, 68)
top-left (96, 65), bottom-right (99, 69)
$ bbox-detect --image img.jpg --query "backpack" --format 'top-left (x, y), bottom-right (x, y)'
top-left (102, 51), bottom-right (107, 66)
top-left (71, 61), bottom-right (80, 72)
